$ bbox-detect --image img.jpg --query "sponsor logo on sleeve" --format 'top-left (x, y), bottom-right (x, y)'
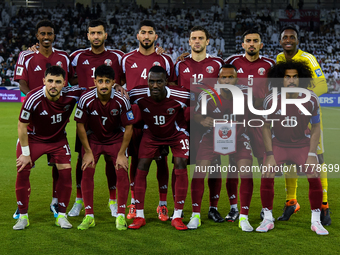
top-left (315, 68), bottom-right (322, 77)
top-left (75, 109), bottom-right (83, 118)
top-left (21, 110), bottom-right (30, 120)
top-left (126, 110), bottom-right (134, 120)
top-left (16, 66), bottom-right (23, 76)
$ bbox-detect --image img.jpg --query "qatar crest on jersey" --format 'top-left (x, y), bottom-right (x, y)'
top-left (167, 108), bottom-right (175, 115)
top-left (110, 109), bottom-right (119, 116)
top-left (258, 67), bottom-right (266, 75)
top-left (206, 66), bottom-right (214, 74)
top-left (64, 105), bottom-right (70, 111)
top-left (104, 59), bottom-right (112, 66)
top-left (56, 61), bottom-right (63, 67)
top-left (153, 61), bottom-right (161, 66)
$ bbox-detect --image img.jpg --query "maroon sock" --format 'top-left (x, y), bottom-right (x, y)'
top-left (115, 168), bottom-right (130, 214)
top-left (105, 161), bottom-right (117, 200)
top-left (260, 178), bottom-right (274, 210)
top-left (134, 169), bottom-right (148, 210)
top-left (307, 177), bottom-right (323, 210)
top-left (239, 176), bottom-right (253, 215)
top-left (16, 170), bottom-right (31, 214)
top-left (81, 167), bottom-right (95, 215)
top-left (56, 168), bottom-right (72, 213)
top-left (76, 156), bottom-right (83, 198)
top-left (52, 165), bottom-right (59, 199)
top-left (171, 168), bottom-right (176, 202)
top-left (226, 170), bottom-right (239, 205)
top-left (156, 156), bottom-right (169, 202)
top-left (174, 169), bottom-right (188, 210)
top-left (191, 171), bottom-right (205, 212)
top-left (208, 176), bottom-right (221, 208)
top-left (129, 156), bottom-right (138, 201)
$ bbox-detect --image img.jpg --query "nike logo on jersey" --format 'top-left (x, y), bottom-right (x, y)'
top-left (213, 108), bottom-right (221, 113)
top-left (131, 63), bottom-right (138, 68)
top-left (91, 110), bottom-right (99, 115)
top-left (183, 67), bottom-right (190, 73)
top-left (82, 59), bottom-right (89, 65)
top-left (237, 68), bottom-right (244, 73)
top-left (40, 110), bottom-right (48, 115)
top-left (34, 65), bottom-right (42, 71)
top-left (143, 108), bottom-right (150, 113)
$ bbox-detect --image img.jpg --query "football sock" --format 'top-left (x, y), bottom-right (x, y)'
top-left (263, 209), bottom-right (273, 220)
top-left (136, 209), bottom-right (144, 218)
top-left (20, 213), bottom-right (28, 218)
top-left (76, 155), bottom-right (83, 198)
top-left (239, 176), bottom-right (253, 215)
top-left (129, 156), bottom-right (138, 201)
top-left (117, 213), bottom-right (125, 218)
top-left (208, 175), bottom-right (221, 208)
top-left (51, 197), bottom-right (58, 205)
top-left (86, 214), bottom-right (94, 218)
top-left (156, 156), bottom-right (169, 202)
top-left (307, 177), bottom-right (323, 210)
top-left (131, 198), bottom-right (135, 204)
top-left (173, 209), bottom-right (183, 219)
top-left (115, 167), bottom-right (129, 214)
top-left (192, 212), bottom-right (200, 217)
top-left (284, 166), bottom-right (298, 201)
top-left (190, 171), bottom-right (205, 212)
top-left (320, 162), bottom-right (328, 203)
top-left (105, 161), bottom-right (117, 200)
top-left (52, 165), bottom-right (59, 198)
top-left (174, 169), bottom-right (188, 210)
top-left (134, 169), bottom-right (148, 210)
top-left (58, 212), bottom-right (66, 217)
top-left (171, 168), bottom-right (176, 202)
top-left (81, 167), bottom-right (95, 215)
top-left (231, 204), bottom-right (238, 211)
top-left (226, 170), bottom-right (239, 205)
top-left (260, 178), bottom-right (274, 210)
top-left (16, 170), bottom-right (31, 214)
top-left (75, 197), bottom-right (83, 202)
top-left (159, 201), bottom-right (167, 206)
top-left (56, 168), bottom-right (72, 213)
top-left (239, 214), bottom-right (248, 220)
top-left (311, 209), bottom-right (321, 223)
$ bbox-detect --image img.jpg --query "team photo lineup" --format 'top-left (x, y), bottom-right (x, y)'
top-left (10, 11), bottom-right (334, 237)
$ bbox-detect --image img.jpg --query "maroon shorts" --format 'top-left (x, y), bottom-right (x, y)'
top-left (196, 135), bottom-right (252, 163)
top-left (16, 138), bottom-right (71, 171)
top-left (128, 127), bottom-right (143, 158)
top-left (139, 132), bottom-right (189, 159)
top-left (248, 126), bottom-right (265, 159)
top-left (82, 141), bottom-right (123, 164)
top-left (263, 145), bottom-right (313, 174)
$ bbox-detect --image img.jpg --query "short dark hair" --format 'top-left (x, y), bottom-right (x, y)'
top-left (242, 29), bottom-right (263, 41)
top-left (138, 20), bottom-right (156, 31)
top-left (45, 66), bottom-right (65, 79)
top-left (148, 66), bottom-right (167, 77)
top-left (220, 64), bottom-right (237, 73)
top-left (190, 26), bottom-right (210, 40)
top-left (267, 61), bottom-right (313, 89)
top-left (36, 20), bottom-right (55, 32)
top-left (88, 19), bottom-right (107, 32)
top-left (94, 65), bottom-right (115, 80)
top-left (280, 26), bottom-right (299, 40)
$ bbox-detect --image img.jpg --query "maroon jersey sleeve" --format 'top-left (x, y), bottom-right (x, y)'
top-left (14, 51), bottom-right (34, 82)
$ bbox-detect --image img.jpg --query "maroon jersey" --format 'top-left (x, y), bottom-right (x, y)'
top-left (74, 88), bottom-right (134, 145)
top-left (19, 86), bottom-right (84, 143)
top-left (175, 54), bottom-right (223, 94)
top-left (263, 91), bottom-right (320, 147)
top-left (122, 49), bottom-right (176, 90)
top-left (225, 54), bottom-right (275, 99)
top-left (129, 85), bottom-right (190, 140)
top-left (70, 48), bottom-right (123, 88)
top-left (14, 48), bottom-right (74, 90)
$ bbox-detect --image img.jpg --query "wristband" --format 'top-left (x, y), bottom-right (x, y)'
top-left (266, 151), bottom-right (273, 156)
top-left (308, 152), bottom-right (317, 158)
top-left (21, 146), bottom-right (30, 156)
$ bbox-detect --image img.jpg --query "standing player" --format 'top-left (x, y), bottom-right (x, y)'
top-left (13, 19), bottom-right (76, 219)
top-left (74, 65), bottom-right (133, 230)
top-left (256, 61), bottom-right (328, 235)
top-left (224, 29), bottom-right (275, 221)
top-left (128, 66), bottom-right (190, 230)
top-left (276, 26), bottom-right (330, 225)
top-left (175, 26), bottom-right (224, 223)
top-left (68, 19), bottom-right (125, 218)
top-left (13, 66), bottom-right (83, 230)
top-left (188, 64), bottom-right (254, 231)
top-left (121, 20), bottom-right (176, 221)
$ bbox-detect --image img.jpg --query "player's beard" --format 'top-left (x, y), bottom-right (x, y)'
top-left (140, 40), bottom-right (155, 50)
top-left (246, 49), bottom-right (257, 56)
top-left (192, 45), bottom-right (205, 53)
top-left (91, 39), bottom-right (105, 49)
top-left (47, 89), bottom-right (60, 98)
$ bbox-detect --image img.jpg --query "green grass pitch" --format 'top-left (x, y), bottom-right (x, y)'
top-left (0, 103), bottom-right (339, 255)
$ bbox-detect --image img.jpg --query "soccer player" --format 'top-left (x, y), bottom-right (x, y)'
top-left (276, 26), bottom-right (330, 225)
top-left (189, 64), bottom-right (254, 231)
top-left (224, 29), bottom-right (275, 222)
top-left (121, 20), bottom-right (176, 221)
top-left (256, 61), bottom-right (328, 235)
top-left (128, 66), bottom-right (190, 230)
top-left (13, 19), bottom-right (76, 219)
top-left (175, 26), bottom-right (224, 223)
top-left (74, 65), bottom-right (133, 230)
top-left (13, 66), bottom-right (84, 230)
top-left (68, 19), bottom-right (125, 218)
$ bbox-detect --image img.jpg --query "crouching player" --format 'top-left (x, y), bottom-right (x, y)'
top-left (14, 66), bottom-right (84, 230)
top-left (189, 64), bottom-right (254, 231)
top-left (257, 61), bottom-right (328, 235)
top-left (128, 66), bottom-right (190, 230)
top-left (74, 65), bottom-right (133, 230)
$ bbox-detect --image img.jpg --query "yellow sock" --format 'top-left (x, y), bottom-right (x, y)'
top-left (320, 162), bottom-right (328, 203)
top-left (284, 165), bottom-right (298, 201)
